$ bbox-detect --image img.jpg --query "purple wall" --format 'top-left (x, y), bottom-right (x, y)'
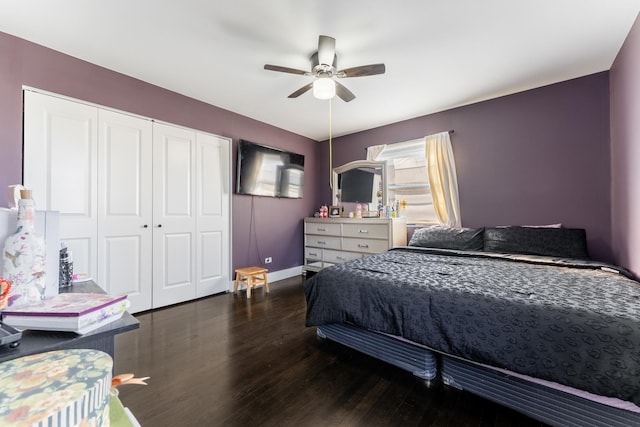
top-left (0, 32), bottom-right (319, 274)
top-left (319, 73), bottom-right (613, 262)
top-left (610, 14), bottom-right (640, 278)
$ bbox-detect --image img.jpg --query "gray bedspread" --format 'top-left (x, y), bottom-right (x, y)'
top-left (304, 247), bottom-right (640, 405)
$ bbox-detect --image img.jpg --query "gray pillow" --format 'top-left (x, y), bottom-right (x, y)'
top-left (483, 226), bottom-right (590, 260)
top-left (409, 225), bottom-right (485, 251)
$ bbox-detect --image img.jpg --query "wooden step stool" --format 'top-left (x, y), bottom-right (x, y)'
top-left (234, 266), bottom-right (269, 298)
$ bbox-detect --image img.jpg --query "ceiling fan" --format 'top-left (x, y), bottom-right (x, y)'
top-left (264, 35), bottom-right (386, 102)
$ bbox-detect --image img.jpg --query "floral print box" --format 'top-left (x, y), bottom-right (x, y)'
top-left (0, 349), bottom-right (112, 427)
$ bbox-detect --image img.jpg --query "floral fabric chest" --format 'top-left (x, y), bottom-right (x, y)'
top-left (0, 349), bottom-right (113, 427)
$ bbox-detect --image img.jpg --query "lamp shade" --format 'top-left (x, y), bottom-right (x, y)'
top-left (313, 77), bottom-right (336, 100)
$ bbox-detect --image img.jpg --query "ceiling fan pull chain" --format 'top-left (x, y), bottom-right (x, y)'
top-left (329, 97), bottom-right (333, 191)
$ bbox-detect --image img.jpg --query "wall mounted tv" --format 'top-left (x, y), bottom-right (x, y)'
top-left (236, 139), bottom-right (305, 198)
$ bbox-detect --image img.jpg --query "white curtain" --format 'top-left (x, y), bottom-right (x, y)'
top-left (426, 132), bottom-right (461, 227)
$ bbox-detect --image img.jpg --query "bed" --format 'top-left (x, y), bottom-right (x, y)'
top-left (304, 225), bottom-right (640, 427)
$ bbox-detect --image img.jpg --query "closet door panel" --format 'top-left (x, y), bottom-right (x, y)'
top-left (164, 232), bottom-right (192, 285)
top-left (23, 91), bottom-right (98, 278)
top-left (200, 231), bottom-right (222, 278)
top-left (97, 109), bottom-right (153, 313)
top-left (164, 142), bottom-right (191, 215)
top-left (152, 123), bottom-right (197, 308)
top-left (102, 235), bottom-right (142, 293)
top-left (196, 133), bottom-right (231, 295)
top-left (63, 237), bottom-right (93, 280)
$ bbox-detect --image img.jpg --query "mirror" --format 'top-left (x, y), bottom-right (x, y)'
top-left (332, 160), bottom-right (386, 214)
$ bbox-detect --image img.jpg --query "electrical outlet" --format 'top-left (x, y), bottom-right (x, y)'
top-left (265, 257), bottom-right (272, 264)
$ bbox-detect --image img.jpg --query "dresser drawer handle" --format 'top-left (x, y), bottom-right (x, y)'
top-left (336, 256), bottom-right (346, 261)
top-left (309, 252), bottom-right (319, 257)
top-left (358, 229), bottom-right (369, 233)
top-left (317, 228), bottom-right (327, 232)
top-left (358, 244), bottom-right (369, 248)
top-left (317, 241), bottom-right (326, 245)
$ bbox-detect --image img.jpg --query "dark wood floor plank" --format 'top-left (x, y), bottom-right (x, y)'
top-left (115, 275), bottom-right (547, 426)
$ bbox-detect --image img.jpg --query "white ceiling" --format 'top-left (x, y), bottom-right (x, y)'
top-left (1, 1), bottom-right (639, 141)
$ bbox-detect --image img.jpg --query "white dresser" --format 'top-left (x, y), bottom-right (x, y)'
top-left (303, 217), bottom-right (407, 273)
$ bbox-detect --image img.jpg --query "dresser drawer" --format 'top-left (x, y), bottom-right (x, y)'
top-left (342, 237), bottom-right (389, 254)
top-left (342, 223), bottom-right (389, 239)
top-left (305, 222), bottom-right (341, 236)
top-left (305, 247), bottom-right (323, 260)
top-left (305, 235), bottom-right (341, 250)
top-left (323, 249), bottom-right (362, 264)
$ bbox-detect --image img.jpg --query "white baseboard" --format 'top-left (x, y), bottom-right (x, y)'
top-left (267, 265), bottom-right (303, 282)
top-left (227, 265), bottom-right (303, 292)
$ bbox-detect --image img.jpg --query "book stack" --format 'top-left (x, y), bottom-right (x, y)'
top-left (1, 293), bottom-right (130, 335)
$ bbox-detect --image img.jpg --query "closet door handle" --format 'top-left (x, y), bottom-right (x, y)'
top-left (156, 224), bottom-right (163, 228)
top-left (143, 224), bottom-right (148, 228)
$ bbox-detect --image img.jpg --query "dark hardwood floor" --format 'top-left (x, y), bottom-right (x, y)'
top-left (114, 276), bottom-right (547, 427)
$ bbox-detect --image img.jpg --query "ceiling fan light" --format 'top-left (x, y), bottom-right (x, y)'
top-left (313, 78), bottom-right (336, 100)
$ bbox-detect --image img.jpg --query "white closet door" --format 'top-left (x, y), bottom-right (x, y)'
top-left (24, 91), bottom-right (232, 311)
top-left (196, 133), bottom-right (231, 296)
top-left (97, 109), bottom-right (153, 313)
top-left (23, 91), bottom-right (98, 279)
top-left (152, 123), bottom-right (197, 308)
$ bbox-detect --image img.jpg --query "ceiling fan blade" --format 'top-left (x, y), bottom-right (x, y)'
top-left (317, 35), bottom-right (336, 66)
top-left (338, 63), bottom-right (386, 78)
top-left (288, 82), bottom-right (314, 98)
top-left (335, 81), bottom-right (356, 102)
top-left (264, 64), bottom-right (308, 75)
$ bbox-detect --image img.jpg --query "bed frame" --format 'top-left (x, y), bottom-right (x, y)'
top-left (316, 323), bottom-right (640, 427)
top-left (316, 323), bottom-right (437, 381)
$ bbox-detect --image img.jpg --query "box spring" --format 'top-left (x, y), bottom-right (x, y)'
top-left (316, 323), bottom-right (437, 380)
top-left (441, 355), bottom-right (640, 427)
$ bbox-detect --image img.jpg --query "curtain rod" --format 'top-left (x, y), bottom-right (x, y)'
top-left (363, 130), bottom-right (455, 151)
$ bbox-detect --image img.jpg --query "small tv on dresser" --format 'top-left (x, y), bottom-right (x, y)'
top-left (339, 168), bottom-right (374, 203)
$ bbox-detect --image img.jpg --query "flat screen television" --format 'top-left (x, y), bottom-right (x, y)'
top-left (236, 139), bottom-right (304, 198)
top-left (339, 168), bottom-right (375, 203)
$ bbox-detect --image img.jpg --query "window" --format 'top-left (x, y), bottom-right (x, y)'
top-left (371, 139), bottom-right (439, 225)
